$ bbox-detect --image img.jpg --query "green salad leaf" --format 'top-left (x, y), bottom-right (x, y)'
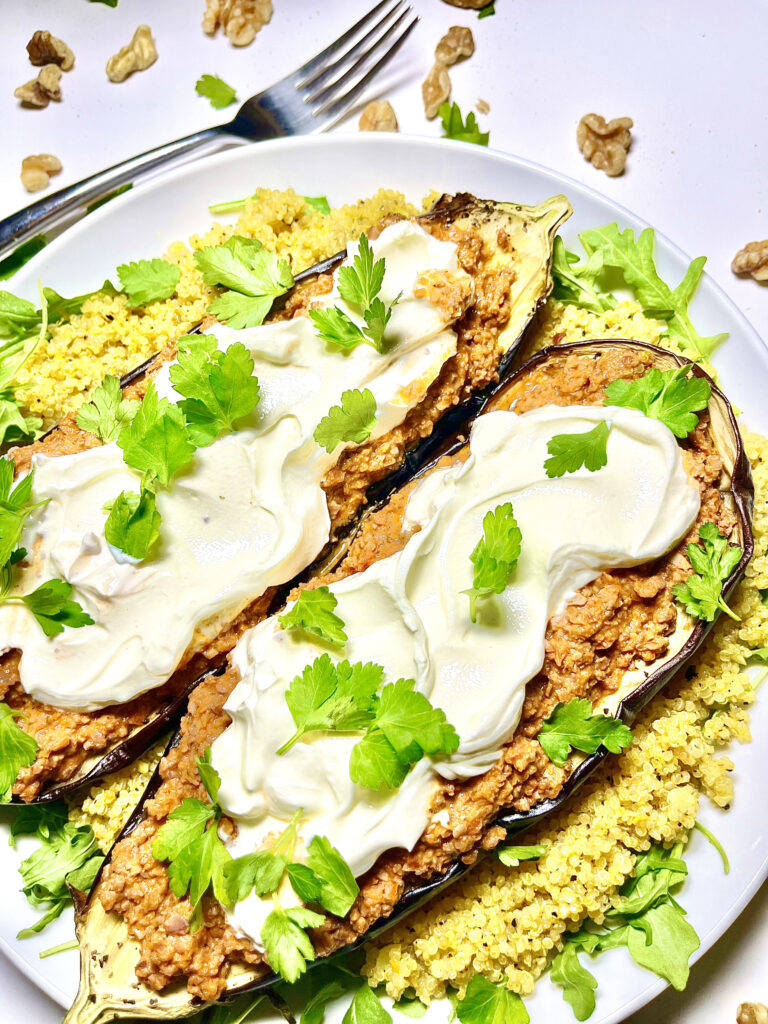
top-left (550, 943), bottom-right (597, 1022)
top-left (314, 388), bottom-right (377, 453)
top-left (544, 421), bottom-right (611, 478)
top-left (550, 237), bottom-right (617, 316)
top-left (538, 698), bottom-right (633, 767)
top-left (279, 586), bottom-right (348, 646)
top-left (464, 502), bottom-right (522, 622)
top-left (341, 984), bottom-right (393, 1024)
top-left (304, 835), bottom-right (359, 917)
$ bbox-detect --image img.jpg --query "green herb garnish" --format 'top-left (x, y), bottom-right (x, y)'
top-left (604, 365), bottom-right (711, 438)
top-left (278, 586), bottom-right (348, 646)
top-left (672, 522), bottom-right (742, 622)
top-left (477, 3), bottom-right (495, 17)
top-left (262, 905), bottom-right (326, 984)
top-left (195, 235), bottom-right (294, 329)
top-left (550, 943), bottom-right (598, 1022)
top-left (538, 698), bottom-right (633, 767)
top-left (314, 388), bottom-right (377, 453)
top-left (544, 421), bottom-right (611, 478)
top-left (104, 483), bottom-right (161, 561)
top-left (195, 74), bottom-right (238, 110)
top-left (304, 195), bottom-right (331, 216)
top-left (463, 502), bottom-right (522, 623)
top-left (75, 374), bottom-right (140, 442)
top-left (438, 102), bottom-right (489, 146)
top-left (495, 844), bottom-right (547, 866)
top-left (117, 258), bottom-right (180, 307)
top-left (341, 984), bottom-right (393, 1023)
top-left (456, 974), bottom-right (529, 1023)
top-left (0, 704), bottom-right (38, 803)
top-left (116, 379), bottom-right (195, 486)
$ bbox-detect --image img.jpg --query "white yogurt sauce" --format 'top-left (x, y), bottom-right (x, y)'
top-left (211, 404), bottom-right (700, 946)
top-left (1, 222), bottom-right (468, 710)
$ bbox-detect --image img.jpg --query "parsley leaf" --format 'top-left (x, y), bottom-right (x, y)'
top-left (579, 223), bottom-right (727, 359)
top-left (75, 375), bottom-right (140, 442)
top-left (262, 905), bottom-right (325, 983)
top-left (278, 586), bottom-right (348, 646)
top-left (495, 844), bottom-right (547, 866)
top-left (170, 335), bottom-right (261, 446)
top-left (550, 236), bottom-right (617, 316)
top-left (117, 380), bottom-right (195, 487)
top-left (349, 678), bottom-right (459, 791)
top-left (304, 835), bottom-right (359, 917)
top-left (544, 421), bottom-right (611, 478)
top-left (0, 704), bottom-right (38, 803)
top-left (438, 102), bottom-right (490, 146)
top-left (11, 578), bottom-right (94, 637)
top-left (550, 943), bottom-right (597, 1022)
top-left (337, 235), bottom-right (385, 310)
top-left (277, 655), bottom-right (382, 755)
top-left (104, 483), bottom-right (161, 561)
top-left (342, 984), bottom-right (393, 1024)
top-left (464, 502), bottom-right (522, 622)
top-left (195, 236), bottom-right (294, 330)
top-left (672, 522), bottom-right (742, 622)
top-left (223, 851), bottom-right (286, 905)
top-left (537, 698), bottom-right (633, 767)
top-left (304, 195), bottom-right (331, 217)
top-left (314, 388), bottom-right (377, 453)
top-left (604, 365), bottom-right (711, 438)
top-left (309, 306), bottom-right (368, 351)
top-left (456, 975), bottom-right (529, 1024)
top-left (117, 258), bottom-right (180, 307)
top-left (195, 74), bottom-right (238, 110)
top-left (0, 460), bottom-right (40, 566)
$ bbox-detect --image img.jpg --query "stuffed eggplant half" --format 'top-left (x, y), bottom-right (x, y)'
top-left (65, 339), bottom-right (753, 1023)
top-left (0, 192), bottom-right (570, 804)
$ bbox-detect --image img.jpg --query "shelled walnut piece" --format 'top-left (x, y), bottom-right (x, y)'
top-left (732, 240), bottom-right (768, 282)
top-left (106, 25), bottom-right (158, 83)
top-left (738, 1005), bottom-right (768, 1024)
top-left (26, 30), bottom-right (75, 70)
top-left (20, 154), bottom-right (62, 194)
top-left (359, 100), bottom-right (398, 132)
top-left (422, 26), bottom-right (475, 120)
top-left (577, 113), bottom-right (633, 177)
top-left (202, 0), bottom-right (273, 46)
top-left (14, 64), bottom-right (62, 107)
top-left (441, 0), bottom-right (489, 7)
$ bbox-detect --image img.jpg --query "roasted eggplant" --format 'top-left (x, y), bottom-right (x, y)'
top-left (63, 339), bottom-right (753, 1024)
top-left (3, 191), bottom-right (571, 805)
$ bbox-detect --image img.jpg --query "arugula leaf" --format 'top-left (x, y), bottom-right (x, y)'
top-left (438, 102), bottom-right (489, 146)
top-left (314, 388), bottom-right (377, 453)
top-left (305, 195), bottom-right (331, 216)
top-left (117, 258), bottom-right (180, 307)
top-left (456, 975), bottom-right (529, 1024)
top-left (538, 698), bottom-right (633, 767)
top-left (277, 655), bottom-right (382, 755)
top-left (278, 586), bottom-right (348, 646)
top-left (170, 336), bottom-right (261, 446)
top-left (195, 74), bottom-right (238, 110)
top-left (672, 522), bottom-right (742, 622)
top-left (544, 421), bottom-right (611, 478)
top-left (495, 844), bottom-right (547, 866)
top-left (607, 844), bottom-right (687, 918)
top-left (76, 375), bottom-right (140, 442)
top-left (604, 365), bottom-right (711, 439)
top-left (579, 223), bottom-right (726, 359)
top-left (392, 996), bottom-right (427, 1018)
top-left (262, 905), bottom-right (324, 983)
top-left (550, 236), bottom-right (617, 316)
top-left (12, 578), bottom-right (94, 637)
top-left (464, 502), bottom-right (522, 622)
top-left (624, 902), bottom-right (699, 990)
top-left (338, 235), bottom-right (386, 311)
top-left (0, 291), bottom-right (41, 343)
top-left (104, 484), bottom-right (161, 561)
top-left (550, 943), bottom-right (597, 1022)
top-left (195, 236), bottom-right (294, 329)
top-left (117, 380), bottom-right (195, 486)
top-left (693, 820), bottom-right (729, 873)
top-left (304, 835), bottom-right (359, 917)
top-left (0, 236), bottom-right (46, 282)
top-left (9, 801), bottom-right (68, 848)
top-left (342, 984), bottom-right (392, 1024)
top-left (0, 704), bottom-right (38, 803)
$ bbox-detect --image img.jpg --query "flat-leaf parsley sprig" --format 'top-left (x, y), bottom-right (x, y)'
top-left (604, 365), bottom-right (711, 438)
top-left (314, 388), bottom-right (377, 454)
top-left (537, 698), bottom-right (633, 767)
top-left (672, 521), bottom-right (742, 622)
top-left (310, 234), bottom-right (399, 353)
top-left (464, 501), bottom-right (522, 622)
top-left (194, 235), bottom-right (294, 330)
top-left (544, 420), bottom-right (612, 478)
top-left (278, 586), bottom-right (348, 646)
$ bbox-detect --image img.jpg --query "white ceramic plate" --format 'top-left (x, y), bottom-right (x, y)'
top-left (2, 135), bottom-right (766, 1023)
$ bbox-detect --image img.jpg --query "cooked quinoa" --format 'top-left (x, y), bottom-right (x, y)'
top-left (14, 188), bottom-right (422, 428)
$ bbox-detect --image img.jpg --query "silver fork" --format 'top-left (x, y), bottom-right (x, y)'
top-left (0, 0), bottom-right (418, 253)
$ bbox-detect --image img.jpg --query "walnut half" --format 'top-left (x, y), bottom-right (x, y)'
top-left (106, 25), bottom-right (158, 83)
top-left (202, 0), bottom-right (273, 46)
top-left (27, 30), bottom-right (75, 70)
top-left (20, 153), bottom-right (62, 194)
top-left (738, 1004), bottom-right (768, 1024)
top-left (359, 100), bottom-right (398, 132)
top-left (14, 64), bottom-right (62, 107)
top-left (732, 240), bottom-right (768, 282)
top-left (577, 113), bottom-right (633, 177)
top-left (435, 26), bottom-right (475, 66)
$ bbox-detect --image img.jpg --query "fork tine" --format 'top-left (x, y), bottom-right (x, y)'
top-left (302, 6), bottom-right (411, 105)
top-left (311, 14), bottom-right (419, 122)
top-left (298, 0), bottom-right (406, 94)
top-left (294, 0), bottom-right (400, 82)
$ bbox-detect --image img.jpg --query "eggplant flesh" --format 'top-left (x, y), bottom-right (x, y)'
top-left (7, 191), bottom-right (570, 805)
top-left (63, 339), bottom-right (753, 1024)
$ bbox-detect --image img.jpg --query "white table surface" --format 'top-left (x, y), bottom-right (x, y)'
top-left (2, 1), bottom-right (766, 1021)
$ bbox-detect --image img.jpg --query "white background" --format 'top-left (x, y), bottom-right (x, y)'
top-left (1, 1), bottom-right (767, 1021)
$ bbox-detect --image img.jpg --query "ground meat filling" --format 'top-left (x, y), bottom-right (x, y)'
top-left (5, 216), bottom-right (513, 802)
top-left (96, 347), bottom-right (738, 999)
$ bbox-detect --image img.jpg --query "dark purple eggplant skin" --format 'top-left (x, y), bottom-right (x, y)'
top-left (78, 338), bottom-right (754, 1008)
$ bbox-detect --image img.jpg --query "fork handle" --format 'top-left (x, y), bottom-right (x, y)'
top-left (0, 125), bottom-right (236, 254)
